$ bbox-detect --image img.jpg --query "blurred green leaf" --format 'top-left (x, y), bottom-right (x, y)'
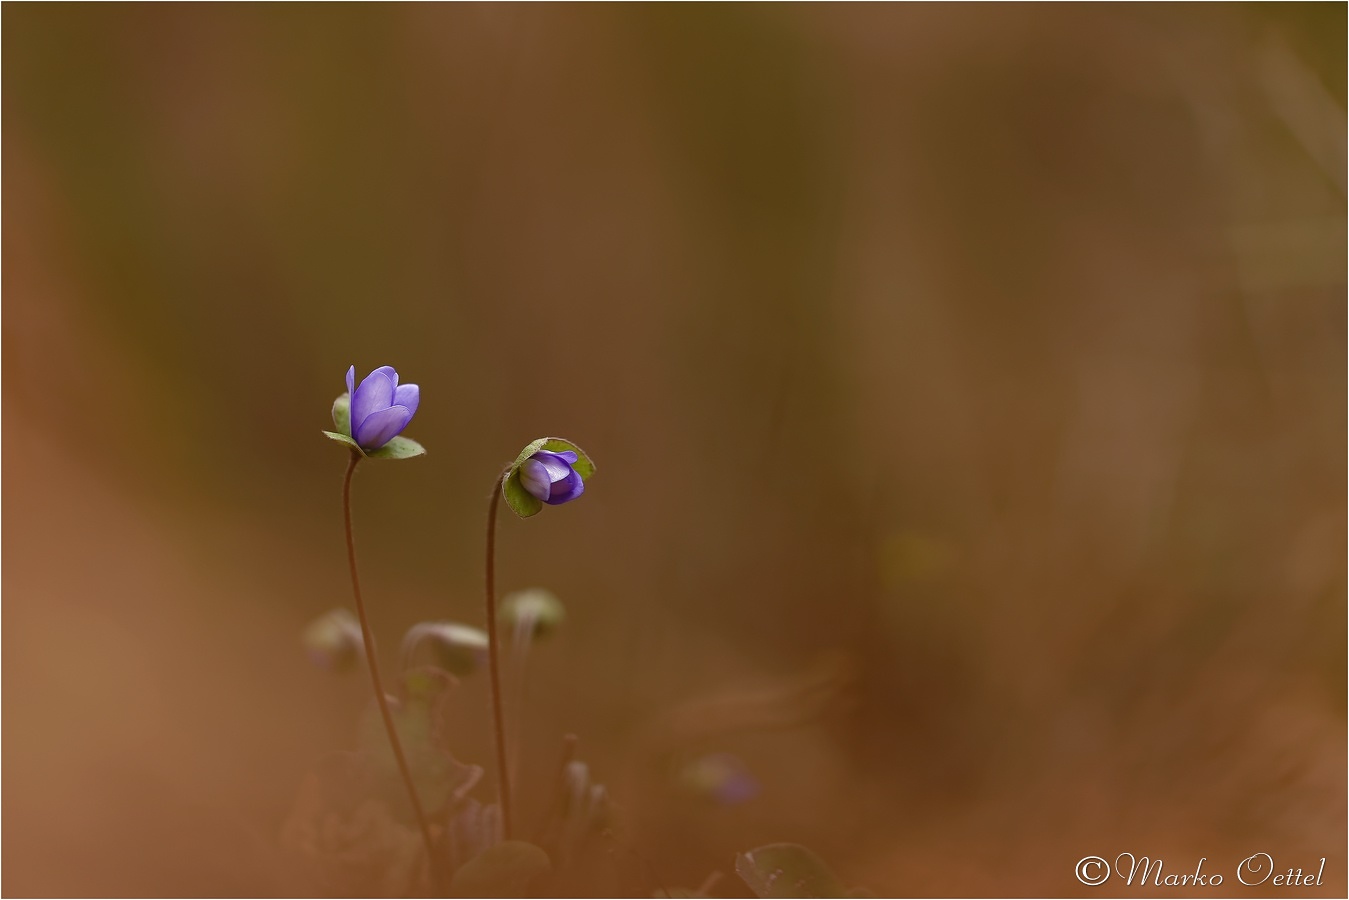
top-left (402, 665), bottom-right (456, 702)
top-left (450, 840), bottom-right (552, 898)
top-left (358, 695), bottom-right (473, 821)
top-left (735, 843), bottom-right (845, 899)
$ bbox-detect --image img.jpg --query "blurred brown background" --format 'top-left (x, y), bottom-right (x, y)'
top-left (3, 4), bottom-right (1345, 897)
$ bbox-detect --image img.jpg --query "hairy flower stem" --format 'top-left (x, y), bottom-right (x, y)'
top-left (342, 450), bottom-right (438, 875)
top-left (485, 468), bottom-right (514, 840)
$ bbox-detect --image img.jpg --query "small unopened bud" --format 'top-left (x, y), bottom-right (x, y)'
top-left (501, 588), bottom-right (566, 640)
top-left (400, 622), bottom-right (489, 677)
top-left (587, 783), bottom-right (614, 831)
top-left (561, 759), bottom-right (590, 816)
top-left (301, 608), bottom-right (363, 673)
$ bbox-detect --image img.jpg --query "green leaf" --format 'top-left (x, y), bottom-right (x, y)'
top-left (332, 392), bottom-right (352, 435)
top-left (322, 430), bottom-right (365, 454)
top-left (503, 470), bottom-right (544, 518)
top-left (450, 840), bottom-right (552, 898)
top-left (735, 844), bottom-right (846, 899)
top-left (367, 435), bottom-right (426, 460)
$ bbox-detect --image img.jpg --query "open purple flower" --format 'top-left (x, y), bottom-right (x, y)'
top-left (346, 365), bottom-right (419, 451)
top-left (518, 449), bottom-right (585, 505)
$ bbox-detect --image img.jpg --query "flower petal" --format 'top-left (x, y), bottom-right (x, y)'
top-left (530, 451), bottom-right (574, 482)
top-left (374, 365), bottom-right (399, 391)
top-left (553, 450), bottom-right (578, 464)
top-left (519, 459), bottom-right (552, 502)
top-left (345, 365), bottom-right (356, 397)
top-left (545, 468), bottom-right (585, 504)
top-left (393, 383), bottom-right (419, 420)
top-left (351, 370), bottom-right (395, 434)
top-left (354, 404), bottom-right (412, 450)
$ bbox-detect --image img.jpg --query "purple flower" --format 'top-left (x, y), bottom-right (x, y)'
top-left (346, 365), bottom-right (419, 451)
top-left (518, 449), bottom-right (585, 505)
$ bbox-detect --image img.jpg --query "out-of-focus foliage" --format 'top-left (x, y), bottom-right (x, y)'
top-left (736, 843), bottom-right (847, 899)
top-left (3, 3), bottom-right (1343, 896)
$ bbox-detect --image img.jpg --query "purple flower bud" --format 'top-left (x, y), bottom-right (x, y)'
top-left (345, 365), bottom-right (419, 451)
top-left (517, 449), bottom-right (585, 505)
top-left (501, 437), bottom-right (593, 517)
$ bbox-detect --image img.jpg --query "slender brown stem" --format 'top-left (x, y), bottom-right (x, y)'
top-left (342, 449), bottom-right (438, 876)
top-left (485, 469), bottom-right (513, 839)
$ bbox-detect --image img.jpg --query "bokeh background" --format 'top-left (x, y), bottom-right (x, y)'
top-left (4, 4), bottom-right (1345, 897)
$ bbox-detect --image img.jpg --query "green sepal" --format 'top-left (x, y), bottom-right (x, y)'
top-left (322, 431), bottom-right (424, 459)
top-left (503, 438), bottom-right (551, 517)
top-left (332, 392), bottom-right (352, 435)
top-left (501, 436), bottom-right (596, 519)
top-left (450, 840), bottom-right (552, 898)
top-left (367, 436), bottom-right (426, 460)
top-left (322, 430), bottom-right (365, 454)
top-left (325, 393), bottom-right (365, 454)
top-left (502, 474), bottom-right (544, 518)
top-left (735, 843), bottom-right (846, 899)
